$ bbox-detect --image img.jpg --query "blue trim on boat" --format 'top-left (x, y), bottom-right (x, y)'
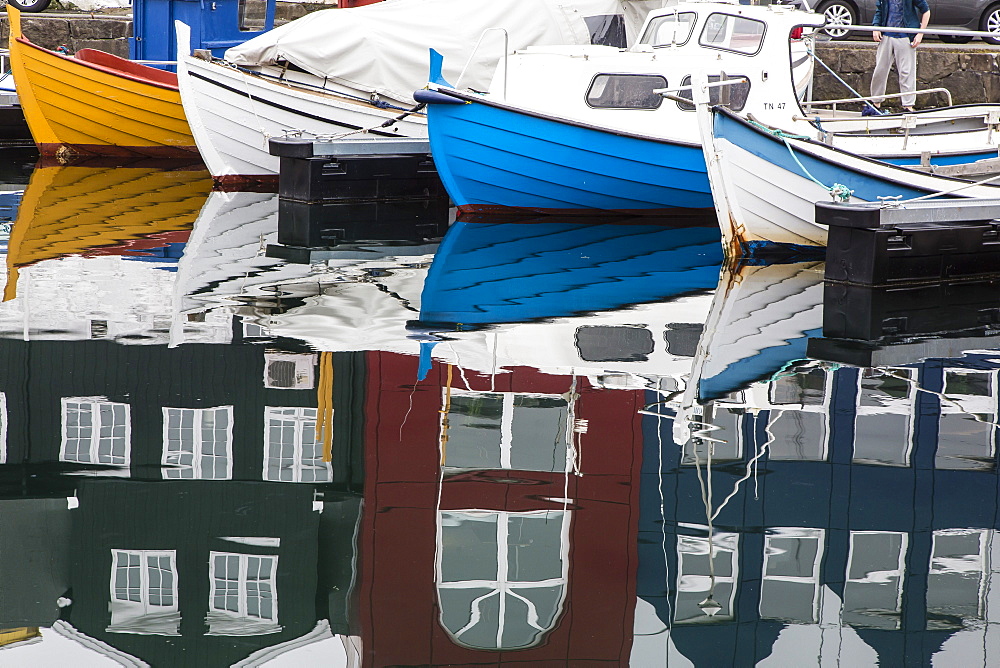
top-left (715, 111), bottom-right (938, 201)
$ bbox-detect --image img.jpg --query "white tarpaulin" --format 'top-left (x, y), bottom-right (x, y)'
top-left (225, 0), bottom-right (667, 105)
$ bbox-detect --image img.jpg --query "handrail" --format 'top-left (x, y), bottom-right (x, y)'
top-left (805, 87), bottom-right (953, 110)
top-left (826, 25), bottom-right (1000, 38)
top-left (457, 27), bottom-right (509, 98)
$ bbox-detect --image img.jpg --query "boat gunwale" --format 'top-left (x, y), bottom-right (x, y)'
top-left (430, 86), bottom-right (702, 149)
top-left (717, 106), bottom-right (1000, 194)
top-left (14, 36), bottom-right (179, 93)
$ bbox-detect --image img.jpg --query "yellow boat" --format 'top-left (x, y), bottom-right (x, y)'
top-left (7, 5), bottom-right (199, 160)
top-left (4, 165), bottom-right (212, 299)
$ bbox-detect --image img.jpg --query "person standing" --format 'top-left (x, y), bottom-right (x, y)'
top-left (865, 0), bottom-right (930, 115)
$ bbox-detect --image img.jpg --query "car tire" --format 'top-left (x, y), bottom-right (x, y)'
top-left (939, 34), bottom-right (974, 44)
top-left (817, 0), bottom-right (857, 40)
top-left (6, 0), bottom-right (52, 11)
top-left (981, 4), bottom-right (1000, 44)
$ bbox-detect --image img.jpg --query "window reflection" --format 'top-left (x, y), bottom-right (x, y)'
top-left (437, 510), bottom-right (569, 650)
top-left (675, 528), bottom-right (738, 624)
top-left (107, 549), bottom-right (180, 635)
top-left (162, 406), bottom-right (233, 480)
top-left (760, 528), bottom-right (824, 624)
top-left (926, 529), bottom-right (988, 631)
top-left (854, 369), bottom-right (914, 467)
top-left (442, 390), bottom-right (570, 472)
top-left (937, 369), bottom-right (998, 471)
top-left (263, 407), bottom-right (332, 483)
top-left (682, 407), bottom-right (742, 464)
top-left (844, 531), bottom-right (907, 629)
top-left (207, 551), bottom-right (280, 635)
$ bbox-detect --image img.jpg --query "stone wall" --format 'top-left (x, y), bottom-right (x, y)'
top-left (0, 3), bottom-right (327, 58)
top-left (813, 41), bottom-right (1000, 109)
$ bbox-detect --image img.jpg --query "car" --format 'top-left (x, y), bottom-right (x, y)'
top-left (810, 0), bottom-right (1000, 43)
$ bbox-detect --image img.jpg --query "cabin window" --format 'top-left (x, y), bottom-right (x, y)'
top-left (639, 12), bottom-right (697, 47)
top-left (263, 407), bottom-right (333, 483)
top-left (675, 74), bottom-right (751, 111)
top-left (437, 510), bottom-right (569, 650)
top-left (585, 74), bottom-right (667, 110)
top-left (108, 549), bottom-right (180, 635)
top-left (585, 14), bottom-right (627, 48)
top-left (700, 13), bottom-right (766, 55)
top-left (207, 552), bottom-right (280, 635)
top-left (239, 0), bottom-right (268, 32)
top-left (161, 406), bottom-right (234, 480)
top-left (441, 390), bottom-right (571, 473)
top-left (61, 397), bottom-right (131, 466)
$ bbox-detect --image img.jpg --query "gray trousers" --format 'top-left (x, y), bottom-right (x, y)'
top-left (871, 36), bottom-right (918, 107)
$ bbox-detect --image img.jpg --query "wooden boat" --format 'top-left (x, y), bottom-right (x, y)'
top-left (700, 104), bottom-right (1000, 255)
top-left (7, 5), bottom-right (198, 161)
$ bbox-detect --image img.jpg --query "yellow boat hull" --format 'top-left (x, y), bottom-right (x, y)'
top-left (8, 6), bottom-right (199, 159)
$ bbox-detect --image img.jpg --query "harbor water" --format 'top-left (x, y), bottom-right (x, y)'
top-left (1, 153), bottom-right (999, 667)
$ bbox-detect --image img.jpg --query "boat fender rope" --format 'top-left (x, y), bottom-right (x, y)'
top-left (379, 102), bottom-right (427, 128)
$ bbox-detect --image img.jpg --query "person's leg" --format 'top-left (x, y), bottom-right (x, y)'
top-left (870, 38), bottom-right (894, 108)
top-left (894, 37), bottom-right (917, 108)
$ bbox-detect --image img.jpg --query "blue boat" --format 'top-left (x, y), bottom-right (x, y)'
top-left (416, 86), bottom-right (714, 214)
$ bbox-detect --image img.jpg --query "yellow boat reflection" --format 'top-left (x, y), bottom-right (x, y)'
top-left (4, 165), bottom-right (212, 299)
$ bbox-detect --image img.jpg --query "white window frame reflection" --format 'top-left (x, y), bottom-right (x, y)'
top-left (926, 528), bottom-right (990, 630)
top-left (764, 368), bottom-right (834, 461)
top-left (263, 407), bottom-right (332, 483)
top-left (440, 389), bottom-right (573, 473)
top-left (207, 551), bottom-right (280, 636)
top-left (161, 406), bottom-right (234, 480)
top-left (436, 510), bottom-right (570, 650)
top-left (675, 525), bottom-right (739, 624)
top-left (854, 368), bottom-right (916, 467)
top-left (61, 397), bottom-right (131, 467)
top-left (937, 368), bottom-right (999, 471)
top-left (760, 528), bottom-right (825, 623)
top-left (844, 531), bottom-right (908, 629)
top-left (107, 549), bottom-right (180, 635)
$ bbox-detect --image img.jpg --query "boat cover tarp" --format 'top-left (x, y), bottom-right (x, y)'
top-left (225, 0), bottom-right (668, 104)
top-left (418, 221), bottom-right (722, 326)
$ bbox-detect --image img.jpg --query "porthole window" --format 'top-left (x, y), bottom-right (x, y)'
top-left (586, 74), bottom-right (668, 110)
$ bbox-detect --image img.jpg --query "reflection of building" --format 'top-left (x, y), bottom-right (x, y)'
top-left (67, 480), bottom-right (327, 667)
top-left (640, 355), bottom-right (1000, 666)
top-left (359, 351), bottom-right (644, 664)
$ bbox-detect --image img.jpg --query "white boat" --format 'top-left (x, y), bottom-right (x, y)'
top-left (175, 0), bottom-right (658, 187)
top-left (419, 0), bottom-right (1000, 214)
top-left (699, 103), bottom-right (1000, 254)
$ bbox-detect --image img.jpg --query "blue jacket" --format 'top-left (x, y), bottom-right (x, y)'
top-left (873, 0), bottom-right (930, 30)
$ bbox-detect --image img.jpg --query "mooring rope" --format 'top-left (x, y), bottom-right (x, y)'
top-left (748, 118), bottom-right (854, 202)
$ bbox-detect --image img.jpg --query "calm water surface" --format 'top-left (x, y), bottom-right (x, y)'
top-left (1, 155), bottom-right (998, 667)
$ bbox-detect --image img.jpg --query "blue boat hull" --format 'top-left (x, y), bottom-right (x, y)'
top-left (422, 91), bottom-right (713, 213)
